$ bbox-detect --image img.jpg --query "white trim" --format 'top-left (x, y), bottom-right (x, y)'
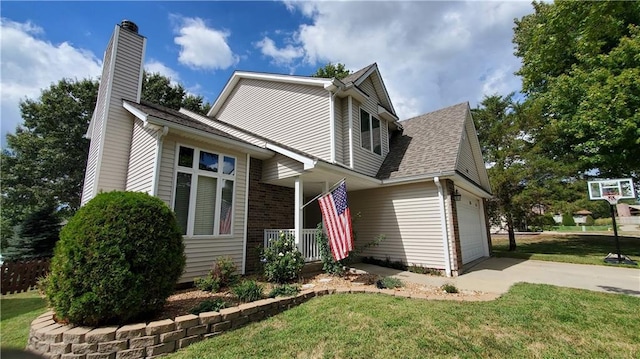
top-left (143, 115), bottom-right (273, 158)
top-left (209, 71), bottom-right (332, 117)
top-left (329, 91), bottom-right (336, 163)
top-left (150, 126), bottom-right (169, 196)
top-left (353, 65), bottom-right (397, 115)
top-left (294, 176), bottom-right (303, 246)
top-left (122, 101), bottom-right (149, 123)
top-left (434, 177), bottom-right (452, 277)
top-left (377, 104), bottom-right (398, 122)
top-left (348, 96), bottom-right (354, 168)
top-left (242, 154), bottom-right (250, 274)
top-left (136, 37), bottom-right (146, 103)
top-left (92, 25), bottom-right (120, 200)
top-left (265, 143), bottom-right (316, 170)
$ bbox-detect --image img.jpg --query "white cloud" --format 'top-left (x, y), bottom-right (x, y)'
top-left (270, 2), bottom-right (533, 119)
top-left (0, 18), bottom-right (102, 145)
top-left (172, 15), bottom-right (238, 70)
top-left (255, 36), bottom-right (304, 66)
top-left (145, 59), bottom-right (181, 85)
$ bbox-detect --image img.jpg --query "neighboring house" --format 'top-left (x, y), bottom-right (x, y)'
top-left (81, 21), bottom-right (492, 281)
top-left (552, 210), bottom-right (592, 225)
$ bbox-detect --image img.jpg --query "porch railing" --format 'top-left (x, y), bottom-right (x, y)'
top-left (264, 229), bottom-right (321, 262)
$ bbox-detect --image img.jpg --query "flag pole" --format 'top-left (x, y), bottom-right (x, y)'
top-left (300, 178), bottom-right (346, 209)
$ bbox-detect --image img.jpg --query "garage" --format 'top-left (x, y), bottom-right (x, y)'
top-left (456, 190), bottom-right (488, 264)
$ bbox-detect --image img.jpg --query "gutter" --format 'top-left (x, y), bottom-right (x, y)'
top-left (434, 176), bottom-right (453, 277)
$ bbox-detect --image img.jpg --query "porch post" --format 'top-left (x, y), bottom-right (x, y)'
top-left (294, 176), bottom-right (303, 246)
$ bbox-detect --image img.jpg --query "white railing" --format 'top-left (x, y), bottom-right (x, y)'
top-left (264, 229), bottom-right (321, 262)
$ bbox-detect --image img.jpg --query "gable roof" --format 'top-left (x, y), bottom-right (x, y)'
top-left (377, 102), bottom-right (478, 182)
top-left (342, 63), bottom-right (396, 116)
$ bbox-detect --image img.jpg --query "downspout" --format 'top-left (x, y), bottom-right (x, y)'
top-left (150, 125), bottom-right (169, 196)
top-left (434, 177), bottom-right (452, 277)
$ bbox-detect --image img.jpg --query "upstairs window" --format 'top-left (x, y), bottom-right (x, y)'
top-left (173, 145), bottom-right (236, 236)
top-left (360, 109), bottom-right (382, 155)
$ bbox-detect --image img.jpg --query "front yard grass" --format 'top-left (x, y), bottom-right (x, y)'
top-left (0, 290), bottom-right (47, 349)
top-left (168, 283), bottom-right (640, 358)
top-left (492, 233), bottom-right (640, 267)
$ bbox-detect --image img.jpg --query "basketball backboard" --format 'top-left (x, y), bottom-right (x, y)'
top-left (588, 178), bottom-right (636, 201)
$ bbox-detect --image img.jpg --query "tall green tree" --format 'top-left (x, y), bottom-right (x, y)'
top-left (1, 73), bottom-right (211, 234)
top-left (513, 1), bottom-right (640, 182)
top-left (312, 63), bottom-right (351, 80)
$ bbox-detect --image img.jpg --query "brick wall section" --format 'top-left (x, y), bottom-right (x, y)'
top-left (245, 158), bottom-right (294, 273)
top-left (28, 287), bottom-right (454, 359)
top-left (446, 180), bottom-right (463, 275)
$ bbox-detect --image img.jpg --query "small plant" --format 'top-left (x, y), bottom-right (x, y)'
top-left (441, 283), bottom-right (459, 293)
top-left (268, 284), bottom-right (300, 298)
top-left (408, 264), bottom-right (442, 276)
top-left (194, 276), bottom-right (221, 293)
top-left (262, 232), bottom-right (304, 283)
top-left (189, 298), bottom-right (227, 315)
top-left (232, 280), bottom-right (264, 302)
top-left (211, 256), bottom-right (239, 288)
top-left (375, 276), bottom-right (404, 289)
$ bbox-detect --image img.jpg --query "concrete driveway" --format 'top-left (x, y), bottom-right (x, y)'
top-left (352, 257), bottom-right (640, 297)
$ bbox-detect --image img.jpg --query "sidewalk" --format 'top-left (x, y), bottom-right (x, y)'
top-left (352, 257), bottom-right (640, 297)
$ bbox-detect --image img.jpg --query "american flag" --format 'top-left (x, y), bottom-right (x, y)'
top-left (318, 180), bottom-right (353, 261)
top-left (219, 200), bottom-right (232, 235)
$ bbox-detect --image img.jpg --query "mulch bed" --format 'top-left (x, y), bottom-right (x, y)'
top-left (155, 270), bottom-right (498, 321)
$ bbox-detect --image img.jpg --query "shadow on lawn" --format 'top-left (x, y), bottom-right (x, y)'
top-left (493, 235), bottom-right (640, 258)
top-left (0, 296), bottom-right (45, 321)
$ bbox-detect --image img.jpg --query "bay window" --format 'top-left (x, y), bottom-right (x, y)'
top-left (173, 145), bottom-right (235, 236)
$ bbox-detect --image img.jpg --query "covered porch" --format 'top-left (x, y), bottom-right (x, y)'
top-left (260, 160), bottom-right (380, 263)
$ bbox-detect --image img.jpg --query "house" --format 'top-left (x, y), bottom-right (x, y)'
top-left (552, 210), bottom-right (592, 225)
top-left (81, 20), bottom-right (492, 281)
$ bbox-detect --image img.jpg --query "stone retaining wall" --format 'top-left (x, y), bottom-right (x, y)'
top-left (29, 287), bottom-right (418, 359)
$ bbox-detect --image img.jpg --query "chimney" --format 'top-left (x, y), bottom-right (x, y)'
top-left (81, 20), bottom-right (146, 205)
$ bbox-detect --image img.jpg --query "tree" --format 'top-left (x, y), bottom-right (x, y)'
top-left (1, 73), bottom-right (212, 231)
top-left (312, 63), bottom-right (351, 80)
top-left (513, 1), bottom-right (640, 182)
top-left (561, 212), bottom-right (576, 227)
top-left (10, 205), bottom-right (61, 259)
top-left (1, 78), bottom-right (99, 225)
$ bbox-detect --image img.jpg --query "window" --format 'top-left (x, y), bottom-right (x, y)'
top-left (173, 145), bottom-right (236, 236)
top-left (360, 109), bottom-right (382, 155)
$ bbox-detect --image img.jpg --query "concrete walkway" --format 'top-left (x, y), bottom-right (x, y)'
top-left (352, 257), bottom-right (640, 297)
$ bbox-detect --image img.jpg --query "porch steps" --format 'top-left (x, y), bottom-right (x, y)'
top-left (301, 261), bottom-right (323, 276)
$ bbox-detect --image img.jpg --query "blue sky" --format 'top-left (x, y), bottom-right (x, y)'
top-left (1, 1), bottom-right (535, 146)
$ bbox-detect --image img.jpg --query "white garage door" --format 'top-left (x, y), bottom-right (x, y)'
top-left (456, 192), bottom-right (486, 264)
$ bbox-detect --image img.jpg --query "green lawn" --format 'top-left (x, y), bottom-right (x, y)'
top-left (492, 233), bottom-right (640, 267)
top-left (0, 291), bottom-right (47, 349)
top-left (167, 284), bottom-right (640, 358)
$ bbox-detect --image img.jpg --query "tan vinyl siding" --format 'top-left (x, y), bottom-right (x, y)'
top-left (351, 97), bottom-right (388, 177)
top-left (334, 96), bottom-right (344, 165)
top-left (216, 78), bottom-right (330, 160)
top-left (341, 97), bottom-right (351, 167)
top-left (262, 154), bottom-right (304, 183)
top-left (350, 182), bottom-right (446, 269)
top-left (456, 126), bottom-right (481, 185)
top-left (125, 119), bottom-right (157, 193)
top-left (157, 133), bottom-right (248, 282)
top-left (181, 110), bottom-right (265, 147)
top-left (97, 29), bottom-right (145, 193)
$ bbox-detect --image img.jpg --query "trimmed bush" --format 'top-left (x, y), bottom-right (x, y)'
top-left (595, 217), bottom-right (613, 226)
top-left (232, 280), bottom-right (263, 302)
top-left (194, 276), bottom-right (221, 293)
top-left (262, 232), bottom-right (304, 283)
top-left (45, 191), bottom-right (185, 326)
top-left (585, 215), bottom-right (595, 226)
top-left (189, 298), bottom-right (227, 315)
top-left (561, 213), bottom-right (576, 226)
top-left (268, 284), bottom-right (300, 298)
top-left (375, 277), bottom-right (404, 289)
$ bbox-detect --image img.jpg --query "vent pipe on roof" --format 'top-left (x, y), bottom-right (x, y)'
top-left (120, 20), bottom-right (139, 33)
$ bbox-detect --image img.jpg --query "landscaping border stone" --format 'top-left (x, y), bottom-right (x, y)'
top-left (27, 287), bottom-right (461, 358)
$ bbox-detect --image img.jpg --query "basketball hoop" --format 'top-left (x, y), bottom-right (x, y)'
top-left (604, 194), bottom-right (620, 206)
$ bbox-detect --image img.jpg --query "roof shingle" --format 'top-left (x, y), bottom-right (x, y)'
top-left (377, 102), bottom-right (469, 180)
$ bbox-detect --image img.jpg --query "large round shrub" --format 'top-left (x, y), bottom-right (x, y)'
top-left (45, 191), bottom-right (185, 326)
